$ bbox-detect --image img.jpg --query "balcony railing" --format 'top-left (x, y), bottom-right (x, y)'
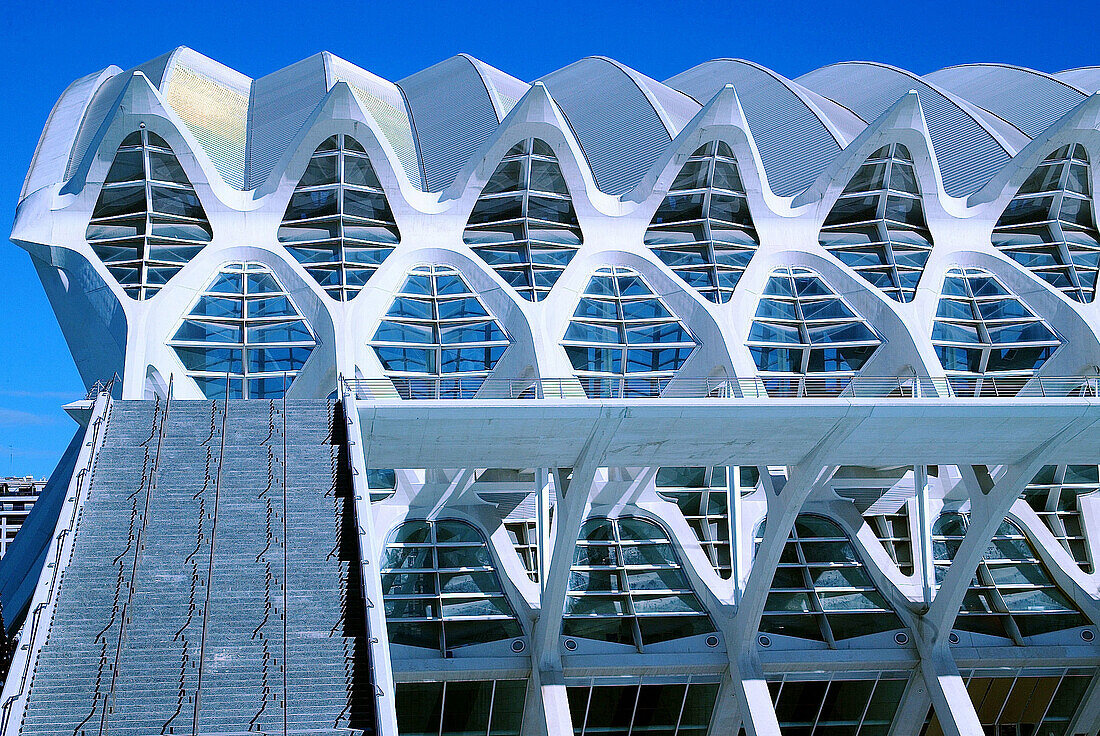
top-left (341, 375), bottom-right (1100, 401)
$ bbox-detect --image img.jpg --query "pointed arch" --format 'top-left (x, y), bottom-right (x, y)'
top-left (85, 129), bottom-right (212, 300)
top-left (644, 140), bottom-right (759, 303)
top-left (369, 264), bottom-right (512, 398)
top-left (380, 518), bottom-right (523, 651)
top-left (563, 266), bottom-right (698, 398)
top-left (462, 137), bottom-right (583, 302)
top-left (992, 143), bottom-right (1100, 303)
top-left (563, 516), bottom-right (717, 649)
top-left (747, 267), bottom-right (882, 395)
top-left (931, 267), bottom-right (1062, 396)
top-left (278, 132), bottom-right (400, 301)
top-left (756, 514), bottom-right (907, 644)
top-left (818, 142), bottom-right (934, 303)
top-left (932, 512), bottom-right (1090, 642)
top-left (168, 262), bottom-right (317, 399)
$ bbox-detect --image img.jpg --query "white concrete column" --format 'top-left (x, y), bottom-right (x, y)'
top-left (888, 665), bottom-right (933, 736)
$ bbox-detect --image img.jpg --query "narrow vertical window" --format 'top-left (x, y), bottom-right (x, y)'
top-left (819, 143), bottom-right (933, 303)
top-left (86, 130), bottom-right (212, 299)
top-left (645, 141), bottom-right (759, 303)
top-left (463, 138), bottom-right (582, 302)
top-left (993, 144), bottom-right (1099, 303)
top-left (278, 134), bottom-right (400, 301)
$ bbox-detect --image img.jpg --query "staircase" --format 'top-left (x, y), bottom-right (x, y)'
top-left (16, 398), bottom-right (375, 735)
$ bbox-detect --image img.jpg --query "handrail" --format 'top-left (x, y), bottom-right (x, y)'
top-left (0, 388), bottom-right (112, 735)
top-left (340, 375), bottom-right (1100, 401)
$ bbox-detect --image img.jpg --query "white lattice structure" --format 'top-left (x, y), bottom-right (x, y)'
top-left (8, 48), bottom-right (1100, 735)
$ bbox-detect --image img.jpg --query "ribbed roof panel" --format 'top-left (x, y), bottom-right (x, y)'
top-left (797, 62), bottom-right (1016, 197)
top-left (246, 55), bottom-right (329, 189)
top-left (1057, 67), bottom-right (1100, 93)
top-left (667, 59), bottom-right (859, 197)
top-left (399, 55), bottom-right (503, 192)
top-left (539, 58), bottom-right (676, 196)
top-left (926, 64), bottom-right (1086, 138)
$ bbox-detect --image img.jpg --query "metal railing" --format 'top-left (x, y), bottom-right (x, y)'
top-left (341, 375), bottom-right (1100, 401)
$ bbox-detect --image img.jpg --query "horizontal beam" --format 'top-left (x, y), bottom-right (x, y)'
top-left (357, 398), bottom-right (1100, 468)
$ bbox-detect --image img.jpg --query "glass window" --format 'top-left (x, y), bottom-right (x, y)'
top-left (932, 512), bottom-right (1090, 642)
top-left (86, 129), bottom-right (212, 300)
top-left (169, 263), bottom-right (317, 399)
top-left (370, 265), bottom-right (511, 398)
top-left (921, 668), bottom-right (1093, 736)
top-left (770, 673), bottom-right (908, 735)
top-left (655, 466), bottom-right (759, 579)
top-left (819, 143), bottom-right (932, 303)
top-left (748, 267), bottom-right (881, 395)
top-left (645, 141), bottom-right (760, 303)
top-left (395, 679), bottom-right (527, 736)
top-left (994, 145), bottom-right (1100, 303)
top-left (1023, 464), bottom-right (1097, 572)
top-left (381, 519), bottom-right (522, 652)
top-left (756, 515), bottom-right (906, 643)
top-left (566, 680), bottom-right (719, 736)
top-left (932, 268), bottom-right (1061, 396)
top-left (563, 267), bottom-right (697, 398)
top-left (564, 516), bottom-right (716, 649)
top-left (464, 138), bottom-right (582, 302)
top-left (278, 133), bottom-right (400, 301)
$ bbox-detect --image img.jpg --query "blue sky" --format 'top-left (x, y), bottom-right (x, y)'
top-left (1, 0), bottom-right (1097, 477)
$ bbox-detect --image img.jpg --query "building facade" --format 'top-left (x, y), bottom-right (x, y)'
top-left (4, 49), bottom-right (1100, 735)
top-left (0, 479), bottom-right (42, 559)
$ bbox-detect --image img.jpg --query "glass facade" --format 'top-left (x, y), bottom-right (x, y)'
top-left (169, 262), bottom-right (316, 399)
top-left (380, 519), bottom-right (523, 651)
top-left (278, 133), bottom-right (400, 301)
top-left (644, 141), bottom-right (759, 303)
top-left (933, 513), bottom-right (1089, 641)
top-left (564, 267), bottom-right (697, 398)
top-left (993, 144), bottom-right (1099, 303)
top-left (819, 143), bottom-right (933, 303)
top-left (1023, 464), bottom-right (1097, 572)
top-left (86, 130), bottom-right (212, 300)
top-left (563, 517), bottom-right (716, 649)
top-left (769, 673), bottom-right (909, 736)
top-left (395, 679), bottom-right (527, 736)
top-left (566, 680), bottom-right (720, 736)
top-left (370, 265), bottom-right (510, 398)
top-left (932, 268), bottom-right (1061, 396)
top-left (463, 138), bottom-right (582, 302)
top-left (748, 267), bottom-right (881, 395)
top-left (655, 466), bottom-right (760, 579)
top-left (757, 515), bottom-right (906, 643)
top-left (921, 669), bottom-right (1093, 736)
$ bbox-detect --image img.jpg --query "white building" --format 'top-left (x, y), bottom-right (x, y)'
top-left (4, 48), bottom-right (1100, 735)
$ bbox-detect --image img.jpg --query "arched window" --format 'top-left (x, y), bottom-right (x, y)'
top-left (564, 516), bottom-right (716, 649)
top-left (86, 130), bottom-right (212, 300)
top-left (655, 466), bottom-right (760, 579)
top-left (169, 262), bottom-right (316, 399)
top-left (993, 144), bottom-right (1099, 303)
top-left (563, 267), bottom-right (698, 398)
top-left (645, 141), bottom-right (759, 303)
top-left (932, 267), bottom-right (1060, 396)
top-left (463, 138), bottom-right (582, 302)
top-left (1023, 465), bottom-right (1098, 572)
top-left (370, 265), bottom-right (511, 398)
top-left (380, 519), bottom-right (522, 652)
top-left (819, 143), bottom-right (933, 303)
top-left (278, 134), bottom-right (400, 301)
top-left (748, 267), bottom-right (881, 396)
top-left (757, 515), bottom-right (905, 644)
top-left (933, 512), bottom-right (1089, 642)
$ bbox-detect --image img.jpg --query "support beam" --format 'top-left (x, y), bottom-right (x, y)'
top-left (888, 665), bottom-right (933, 736)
